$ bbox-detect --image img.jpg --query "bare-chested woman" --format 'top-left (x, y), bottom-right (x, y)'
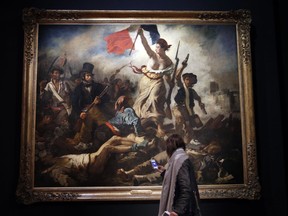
top-left (131, 28), bottom-right (174, 137)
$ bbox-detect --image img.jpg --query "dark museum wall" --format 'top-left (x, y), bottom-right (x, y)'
top-left (2, 0), bottom-right (287, 215)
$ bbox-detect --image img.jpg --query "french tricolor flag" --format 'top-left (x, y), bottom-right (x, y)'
top-left (104, 25), bottom-right (160, 55)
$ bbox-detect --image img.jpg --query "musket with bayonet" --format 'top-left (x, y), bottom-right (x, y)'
top-left (165, 41), bottom-right (180, 119)
top-left (109, 63), bottom-right (129, 82)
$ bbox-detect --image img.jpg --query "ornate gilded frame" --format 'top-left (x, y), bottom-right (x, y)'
top-left (17, 8), bottom-right (260, 204)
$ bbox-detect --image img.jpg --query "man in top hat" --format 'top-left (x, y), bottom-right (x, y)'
top-left (172, 61), bottom-right (206, 143)
top-left (68, 62), bottom-right (110, 150)
top-left (39, 65), bottom-right (72, 126)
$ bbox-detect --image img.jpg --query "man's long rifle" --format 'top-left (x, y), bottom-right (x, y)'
top-left (165, 41), bottom-right (180, 119)
top-left (74, 85), bottom-right (110, 132)
top-left (82, 85), bottom-right (109, 113)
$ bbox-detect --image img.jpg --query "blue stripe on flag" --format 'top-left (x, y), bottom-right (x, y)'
top-left (140, 25), bottom-right (160, 44)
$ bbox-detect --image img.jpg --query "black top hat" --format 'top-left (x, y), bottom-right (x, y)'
top-left (80, 62), bottom-right (94, 74)
top-left (182, 73), bottom-right (197, 84)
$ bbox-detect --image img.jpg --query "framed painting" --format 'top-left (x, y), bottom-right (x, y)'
top-left (17, 8), bottom-right (261, 203)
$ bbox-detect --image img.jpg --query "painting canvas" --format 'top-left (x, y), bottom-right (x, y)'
top-left (17, 9), bottom-right (260, 203)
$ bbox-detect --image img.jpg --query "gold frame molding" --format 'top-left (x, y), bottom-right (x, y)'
top-left (17, 8), bottom-right (260, 204)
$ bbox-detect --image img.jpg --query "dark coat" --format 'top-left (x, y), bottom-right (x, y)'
top-left (174, 87), bottom-right (197, 108)
top-left (72, 81), bottom-right (110, 115)
top-left (173, 157), bottom-right (201, 216)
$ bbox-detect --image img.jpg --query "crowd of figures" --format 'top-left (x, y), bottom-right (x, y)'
top-left (35, 29), bottom-right (243, 187)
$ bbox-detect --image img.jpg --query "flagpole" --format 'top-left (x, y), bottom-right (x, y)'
top-left (129, 32), bottom-right (139, 56)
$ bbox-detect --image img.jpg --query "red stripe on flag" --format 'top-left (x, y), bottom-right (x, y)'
top-left (104, 29), bottom-right (133, 55)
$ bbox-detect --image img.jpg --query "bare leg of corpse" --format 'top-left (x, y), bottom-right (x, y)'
top-left (88, 135), bottom-right (145, 174)
top-left (42, 135), bottom-right (148, 186)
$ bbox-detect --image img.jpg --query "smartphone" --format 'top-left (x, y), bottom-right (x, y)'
top-left (150, 159), bottom-right (158, 169)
